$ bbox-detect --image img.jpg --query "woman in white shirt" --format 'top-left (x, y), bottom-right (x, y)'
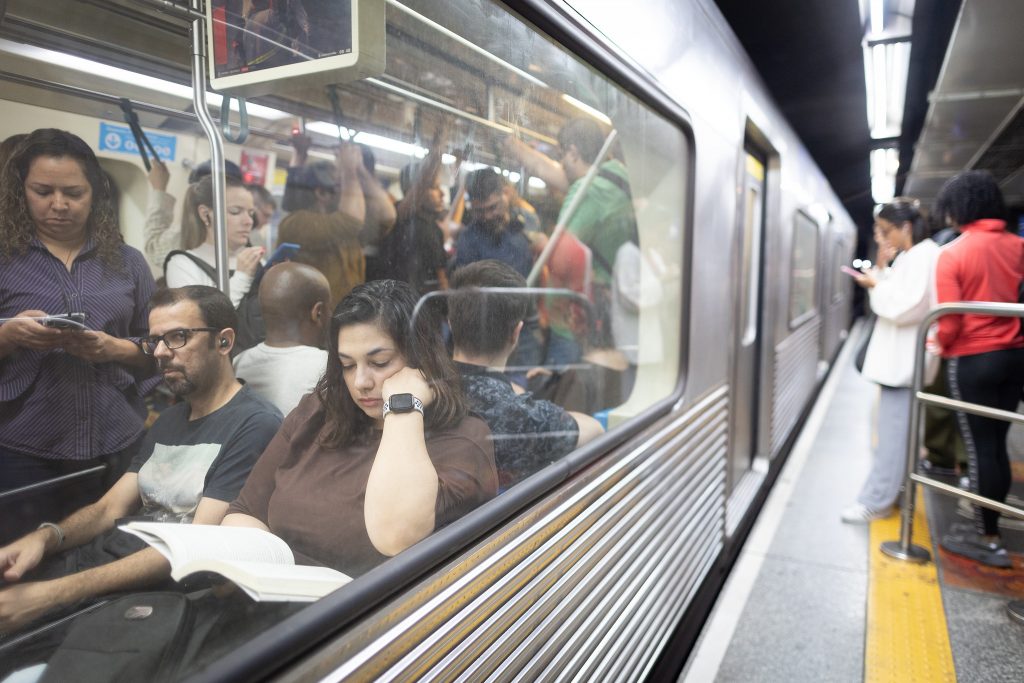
top-left (164, 175), bottom-right (264, 306)
top-left (841, 197), bottom-right (940, 523)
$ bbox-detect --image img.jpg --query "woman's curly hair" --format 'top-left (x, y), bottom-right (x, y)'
top-left (0, 128), bottom-right (122, 266)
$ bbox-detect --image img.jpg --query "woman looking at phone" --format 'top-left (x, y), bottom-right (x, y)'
top-left (223, 279), bottom-right (498, 575)
top-left (164, 175), bottom-right (264, 307)
top-left (0, 129), bottom-right (157, 539)
top-left (841, 197), bottom-right (940, 524)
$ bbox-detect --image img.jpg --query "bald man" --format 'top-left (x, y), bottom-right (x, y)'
top-left (232, 262), bottom-right (331, 414)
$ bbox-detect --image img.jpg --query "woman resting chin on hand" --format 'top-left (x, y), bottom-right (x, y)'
top-left (222, 279), bottom-right (498, 577)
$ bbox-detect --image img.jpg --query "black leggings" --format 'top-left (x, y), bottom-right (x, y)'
top-left (947, 347), bottom-right (1024, 536)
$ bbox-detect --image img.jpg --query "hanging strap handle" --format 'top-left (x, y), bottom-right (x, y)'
top-left (219, 95), bottom-right (250, 144)
top-left (118, 98), bottom-right (160, 171)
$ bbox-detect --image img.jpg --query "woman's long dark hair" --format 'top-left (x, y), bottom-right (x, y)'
top-left (0, 128), bottom-right (122, 265)
top-left (876, 196), bottom-right (929, 244)
top-left (316, 279), bottom-right (467, 448)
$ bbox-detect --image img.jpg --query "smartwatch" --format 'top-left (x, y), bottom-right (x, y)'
top-left (382, 393), bottom-right (424, 419)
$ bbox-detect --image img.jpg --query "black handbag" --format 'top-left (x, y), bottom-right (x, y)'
top-left (854, 315), bottom-right (875, 374)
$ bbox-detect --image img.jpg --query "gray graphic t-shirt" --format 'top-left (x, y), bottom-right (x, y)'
top-left (128, 385), bottom-right (282, 523)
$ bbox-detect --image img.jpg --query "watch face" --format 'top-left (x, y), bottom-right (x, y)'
top-left (389, 393), bottom-right (415, 412)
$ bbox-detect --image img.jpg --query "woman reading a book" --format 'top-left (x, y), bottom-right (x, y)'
top-left (223, 279), bottom-right (498, 575)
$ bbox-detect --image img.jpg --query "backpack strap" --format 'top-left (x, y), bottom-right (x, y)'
top-left (163, 250), bottom-right (218, 283)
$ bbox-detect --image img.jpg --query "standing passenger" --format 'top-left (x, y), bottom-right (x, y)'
top-left (0, 129), bottom-right (159, 541)
top-left (164, 175), bottom-right (265, 307)
top-left (841, 198), bottom-right (940, 524)
top-left (932, 171), bottom-right (1024, 567)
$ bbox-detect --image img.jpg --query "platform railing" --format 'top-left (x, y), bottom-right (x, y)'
top-left (881, 301), bottom-right (1024, 563)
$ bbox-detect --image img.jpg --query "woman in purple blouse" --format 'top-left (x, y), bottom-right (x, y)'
top-left (0, 129), bottom-right (158, 541)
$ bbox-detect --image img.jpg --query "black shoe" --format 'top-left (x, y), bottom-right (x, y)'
top-left (940, 533), bottom-right (1013, 568)
top-left (1009, 601), bottom-right (1024, 625)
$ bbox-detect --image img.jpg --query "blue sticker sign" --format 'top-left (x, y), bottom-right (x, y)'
top-left (98, 122), bottom-right (176, 162)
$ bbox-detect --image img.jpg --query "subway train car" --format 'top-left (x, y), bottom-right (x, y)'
top-left (0, 0), bottom-right (856, 679)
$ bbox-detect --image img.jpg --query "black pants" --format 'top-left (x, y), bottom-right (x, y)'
top-left (947, 347), bottom-right (1024, 536)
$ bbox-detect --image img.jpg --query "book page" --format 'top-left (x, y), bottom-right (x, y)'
top-left (120, 522), bottom-right (295, 568)
top-left (180, 561), bottom-right (351, 602)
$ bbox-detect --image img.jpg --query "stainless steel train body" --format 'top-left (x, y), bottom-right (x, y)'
top-left (0, 0), bottom-right (855, 679)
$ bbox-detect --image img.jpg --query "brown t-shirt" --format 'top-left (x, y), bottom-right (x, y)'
top-left (277, 210), bottom-right (365, 305)
top-left (228, 393), bottom-right (497, 576)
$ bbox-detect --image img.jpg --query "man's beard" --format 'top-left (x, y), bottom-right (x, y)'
top-left (158, 360), bottom-right (198, 397)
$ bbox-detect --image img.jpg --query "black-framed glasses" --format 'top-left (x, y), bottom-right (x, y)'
top-left (139, 328), bottom-right (218, 355)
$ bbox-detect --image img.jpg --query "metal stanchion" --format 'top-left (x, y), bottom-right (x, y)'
top-left (880, 301), bottom-right (1024, 563)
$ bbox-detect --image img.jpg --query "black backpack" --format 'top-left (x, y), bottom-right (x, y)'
top-left (162, 251), bottom-right (266, 354)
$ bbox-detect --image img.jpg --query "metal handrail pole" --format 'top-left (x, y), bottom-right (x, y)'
top-left (883, 301), bottom-right (1024, 562)
top-left (917, 391), bottom-right (1024, 425)
top-left (909, 473), bottom-right (1024, 519)
top-left (189, 0), bottom-right (230, 294)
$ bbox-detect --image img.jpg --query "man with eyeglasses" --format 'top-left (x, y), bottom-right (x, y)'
top-left (0, 286), bottom-right (282, 634)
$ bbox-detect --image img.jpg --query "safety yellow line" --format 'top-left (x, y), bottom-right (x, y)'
top-left (865, 490), bottom-right (956, 682)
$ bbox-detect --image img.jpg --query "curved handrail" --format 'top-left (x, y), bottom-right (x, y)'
top-left (882, 301), bottom-right (1024, 563)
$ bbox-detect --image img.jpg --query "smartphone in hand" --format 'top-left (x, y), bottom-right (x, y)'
top-left (265, 242), bottom-right (301, 269)
top-left (40, 312), bottom-right (88, 330)
top-left (840, 265), bottom-right (862, 278)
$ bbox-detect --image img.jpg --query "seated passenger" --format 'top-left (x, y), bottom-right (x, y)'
top-left (223, 279), bottom-right (497, 576)
top-left (233, 262), bottom-right (330, 415)
top-left (449, 260), bottom-right (604, 489)
top-left (0, 286), bottom-right (283, 633)
top-left (164, 175), bottom-right (264, 307)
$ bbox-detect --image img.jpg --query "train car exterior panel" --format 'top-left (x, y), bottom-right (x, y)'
top-left (278, 386), bottom-right (729, 681)
top-left (770, 317), bottom-right (822, 456)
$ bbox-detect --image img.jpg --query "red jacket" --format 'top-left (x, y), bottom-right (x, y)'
top-left (935, 219), bottom-right (1024, 357)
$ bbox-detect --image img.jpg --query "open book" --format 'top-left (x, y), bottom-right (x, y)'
top-left (120, 521), bottom-right (351, 602)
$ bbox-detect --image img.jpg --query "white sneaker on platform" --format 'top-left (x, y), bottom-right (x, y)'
top-left (841, 503), bottom-right (891, 524)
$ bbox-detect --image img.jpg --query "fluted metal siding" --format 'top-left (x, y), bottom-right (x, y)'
top-left (769, 319), bottom-right (821, 456)
top-left (294, 387), bottom-right (729, 682)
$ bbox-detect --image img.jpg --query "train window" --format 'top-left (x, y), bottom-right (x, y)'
top-left (0, 0), bottom-right (689, 674)
top-left (788, 211), bottom-right (819, 325)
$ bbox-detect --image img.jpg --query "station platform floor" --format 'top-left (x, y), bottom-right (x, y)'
top-left (681, 324), bottom-right (1024, 682)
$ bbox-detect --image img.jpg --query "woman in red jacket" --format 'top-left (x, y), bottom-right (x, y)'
top-left (934, 171), bottom-right (1024, 568)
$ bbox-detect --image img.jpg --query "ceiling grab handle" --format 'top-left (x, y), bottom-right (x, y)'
top-left (326, 85), bottom-right (347, 143)
top-left (220, 95), bottom-right (250, 145)
top-left (118, 97), bottom-right (161, 172)
top-left (189, 0), bottom-right (230, 295)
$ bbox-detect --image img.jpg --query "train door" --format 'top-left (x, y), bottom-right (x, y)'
top-left (729, 149), bottom-right (767, 496)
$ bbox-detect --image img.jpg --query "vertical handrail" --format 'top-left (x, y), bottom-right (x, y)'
top-left (881, 301), bottom-right (1024, 563)
top-left (189, 0), bottom-right (230, 295)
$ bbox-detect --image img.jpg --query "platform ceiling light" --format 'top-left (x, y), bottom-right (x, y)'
top-left (870, 147), bottom-right (899, 204)
top-left (0, 38), bottom-right (291, 121)
top-left (862, 0), bottom-right (913, 140)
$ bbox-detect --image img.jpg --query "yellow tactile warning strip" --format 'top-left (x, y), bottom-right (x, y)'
top-left (865, 490), bottom-right (956, 682)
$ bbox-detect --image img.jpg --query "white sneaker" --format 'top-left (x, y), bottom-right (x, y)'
top-left (841, 503), bottom-right (891, 524)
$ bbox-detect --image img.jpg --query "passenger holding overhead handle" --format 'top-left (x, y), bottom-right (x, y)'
top-left (0, 128), bottom-right (159, 541)
top-left (223, 279), bottom-right (497, 576)
top-left (0, 286), bottom-right (282, 634)
top-left (841, 198), bottom-right (940, 524)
